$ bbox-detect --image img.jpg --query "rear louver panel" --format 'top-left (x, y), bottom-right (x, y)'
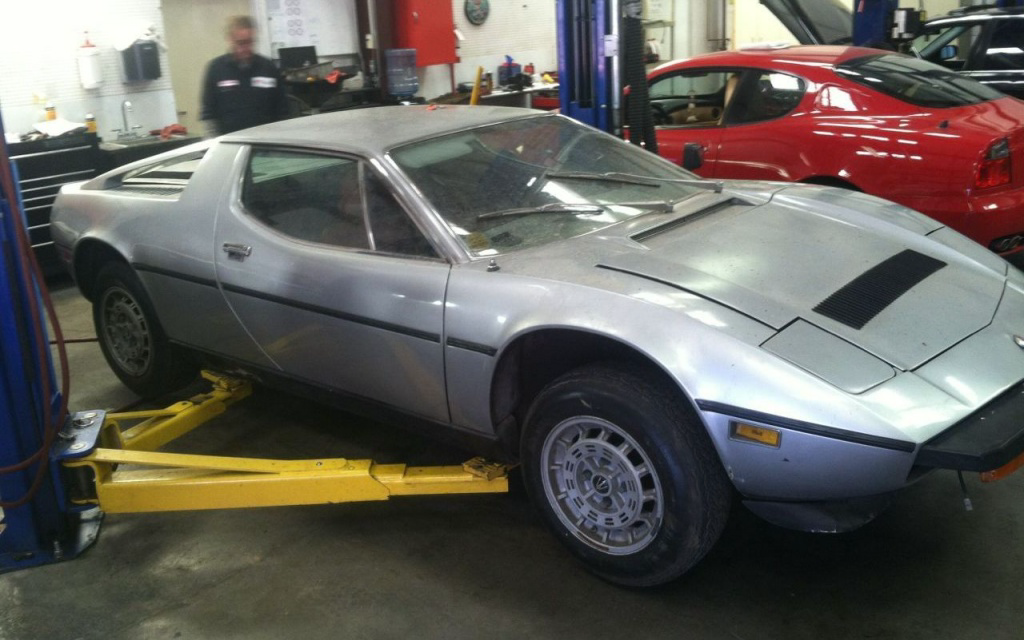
top-left (813, 249), bottom-right (946, 330)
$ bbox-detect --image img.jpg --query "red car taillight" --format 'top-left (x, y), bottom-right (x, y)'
top-left (975, 138), bottom-right (1012, 189)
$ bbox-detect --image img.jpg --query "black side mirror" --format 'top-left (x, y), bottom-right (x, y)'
top-left (683, 143), bottom-right (703, 171)
top-left (940, 44), bottom-right (958, 60)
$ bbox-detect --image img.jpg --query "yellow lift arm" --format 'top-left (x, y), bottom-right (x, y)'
top-left (57, 372), bottom-right (509, 514)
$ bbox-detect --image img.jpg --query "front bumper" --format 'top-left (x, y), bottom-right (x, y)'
top-left (915, 381), bottom-right (1024, 472)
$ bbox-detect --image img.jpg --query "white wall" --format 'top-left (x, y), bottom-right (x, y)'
top-left (419, 1), bottom-right (558, 100)
top-left (0, 0), bottom-right (558, 133)
top-left (0, 1), bottom-right (179, 138)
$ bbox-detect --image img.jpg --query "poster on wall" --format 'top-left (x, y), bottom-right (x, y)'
top-left (265, 0), bottom-right (359, 57)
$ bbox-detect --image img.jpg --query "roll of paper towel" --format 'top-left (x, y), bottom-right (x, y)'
top-left (78, 45), bottom-right (102, 90)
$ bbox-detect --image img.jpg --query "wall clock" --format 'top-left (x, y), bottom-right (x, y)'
top-left (465, 0), bottom-right (490, 25)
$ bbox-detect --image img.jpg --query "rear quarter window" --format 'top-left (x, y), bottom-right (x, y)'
top-left (835, 53), bottom-right (1004, 107)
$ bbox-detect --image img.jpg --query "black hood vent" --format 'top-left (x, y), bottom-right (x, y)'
top-left (813, 249), bottom-right (946, 330)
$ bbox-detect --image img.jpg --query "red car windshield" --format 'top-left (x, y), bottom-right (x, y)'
top-left (835, 54), bottom-right (1005, 108)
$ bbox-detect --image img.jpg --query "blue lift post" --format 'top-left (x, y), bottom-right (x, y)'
top-left (852, 0), bottom-right (899, 47)
top-left (0, 111), bottom-right (97, 572)
top-left (558, 0), bottom-right (612, 132)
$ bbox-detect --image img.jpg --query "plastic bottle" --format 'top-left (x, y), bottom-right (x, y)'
top-left (44, 103), bottom-right (57, 121)
top-left (85, 114), bottom-right (97, 133)
top-left (78, 32), bottom-right (103, 90)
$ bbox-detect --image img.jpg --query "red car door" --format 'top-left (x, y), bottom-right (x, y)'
top-left (713, 70), bottom-right (811, 182)
top-left (649, 69), bottom-right (738, 177)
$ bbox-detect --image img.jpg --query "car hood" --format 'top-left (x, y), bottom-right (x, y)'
top-left (595, 185), bottom-right (1005, 372)
top-left (760, 0), bottom-right (852, 45)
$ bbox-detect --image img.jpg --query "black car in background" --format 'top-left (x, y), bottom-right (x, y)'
top-left (910, 6), bottom-right (1024, 100)
top-left (761, 1), bottom-right (1024, 100)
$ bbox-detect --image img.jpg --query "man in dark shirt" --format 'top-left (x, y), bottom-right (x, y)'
top-left (200, 16), bottom-right (289, 136)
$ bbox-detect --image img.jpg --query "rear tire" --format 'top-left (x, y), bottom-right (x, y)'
top-left (521, 363), bottom-right (731, 587)
top-left (92, 262), bottom-right (196, 397)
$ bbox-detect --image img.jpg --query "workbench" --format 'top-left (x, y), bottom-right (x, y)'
top-left (479, 83), bottom-right (560, 109)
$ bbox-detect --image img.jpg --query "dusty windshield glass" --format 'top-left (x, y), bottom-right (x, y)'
top-left (389, 115), bottom-right (704, 256)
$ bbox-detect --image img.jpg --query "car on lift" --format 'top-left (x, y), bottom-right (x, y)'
top-left (646, 45), bottom-right (1024, 255)
top-left (909, 5), bottom-right (1024, 100)
top-left (51, 106), bottom-right (1024, 586)
top-left (762, 0), bottom-right (1024, 100)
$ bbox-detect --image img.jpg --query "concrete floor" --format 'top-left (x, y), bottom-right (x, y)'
top-left (2, 278), bottom-right (1024, 640)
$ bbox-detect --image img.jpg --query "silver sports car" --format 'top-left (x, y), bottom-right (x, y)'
top-left (52, 106), bottom-right (1024, 586)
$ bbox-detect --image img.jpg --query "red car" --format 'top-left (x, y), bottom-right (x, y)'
top-left (647, 45), bottom-right (1024, 255)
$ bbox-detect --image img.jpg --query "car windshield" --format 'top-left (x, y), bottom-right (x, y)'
top-left (835, 53), bottom-right (1004, 107)
top-left (389, 115), bottom-right (706, 256)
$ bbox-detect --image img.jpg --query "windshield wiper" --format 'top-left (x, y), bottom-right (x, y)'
top-left (545, 170), bottom-right (723, 193)
top-left (611, 200), bottom-right (677, 212)
top-left (477, 202), bottom-right (605, 221)
top-left (543, 171), bottom-right (663, 187)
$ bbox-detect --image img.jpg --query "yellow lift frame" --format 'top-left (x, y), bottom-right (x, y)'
top-left (58, 372), bottom-right (509, 514)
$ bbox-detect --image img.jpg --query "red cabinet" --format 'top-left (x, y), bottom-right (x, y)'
top-left (392, 0), bottom-right (457, 66)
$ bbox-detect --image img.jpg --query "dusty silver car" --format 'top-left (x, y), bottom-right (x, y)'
top-left (52, 106), bottom-right (1024, 586)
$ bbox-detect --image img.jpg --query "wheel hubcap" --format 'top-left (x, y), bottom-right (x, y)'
top-left (541, 416), bottom-right (664, 555)
top-left (100, 288), bottom-right (151, 377)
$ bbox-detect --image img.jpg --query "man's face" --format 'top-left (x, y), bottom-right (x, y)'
top-left (230, 27), bottom-right (254, 64)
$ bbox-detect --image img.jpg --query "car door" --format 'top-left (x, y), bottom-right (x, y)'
top-left (213, 145), bottom-right (452, 423)
top-left (649, 69), bottom-right (733, 176)
top-left (713, 70), bottom-right (811, 182)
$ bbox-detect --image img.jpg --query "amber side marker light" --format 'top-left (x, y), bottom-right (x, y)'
top-left (731, 422), bottom-right (781, 447)
top-left (980, 449), bottom-right (1024, 483)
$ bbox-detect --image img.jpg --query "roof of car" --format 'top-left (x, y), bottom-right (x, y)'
top-left (221, 105), bottom-right (547, 155)
top-left (927, 6), bottom-right (1024, 25)
top-left (943, 5), bottom-right (1024, 18)
top-left (650, 45), bottom-right (886, 75)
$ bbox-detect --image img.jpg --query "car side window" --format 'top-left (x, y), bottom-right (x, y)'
top-left (727, 72), bottom-right (806, 125)
top-left (363, 169), bottom-right (439, 258)
top-left (983, 20), bottom-right (1024, 71)
top-left (242, 148), bottom-right (370, 249)
top-left (649, 71), bottom-right (735, 127)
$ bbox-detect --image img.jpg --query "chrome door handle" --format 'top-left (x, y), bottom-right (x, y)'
top-left (222, 243), bottom-right (252, 259)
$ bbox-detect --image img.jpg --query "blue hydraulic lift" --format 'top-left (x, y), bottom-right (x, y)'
top-left (557, 0), bottom-right (615, 133)
top-left (557, 0), bottom-right (657, 150)
top-left (0, 111), bottom-right (98, 572)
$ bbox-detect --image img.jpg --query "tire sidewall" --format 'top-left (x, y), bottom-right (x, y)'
top-left (522, 365), bottom-right (726, 587)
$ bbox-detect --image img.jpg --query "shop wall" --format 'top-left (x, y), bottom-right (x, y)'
top-left (0, 1), bottom-right (179, 139)
top-left (419, 1), bottom-right (559, 100)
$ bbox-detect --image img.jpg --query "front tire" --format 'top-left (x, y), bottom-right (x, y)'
top-left (521, 363), bottom-right (731, 587)
top-left (92, 262), bottom-right (196, 397)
